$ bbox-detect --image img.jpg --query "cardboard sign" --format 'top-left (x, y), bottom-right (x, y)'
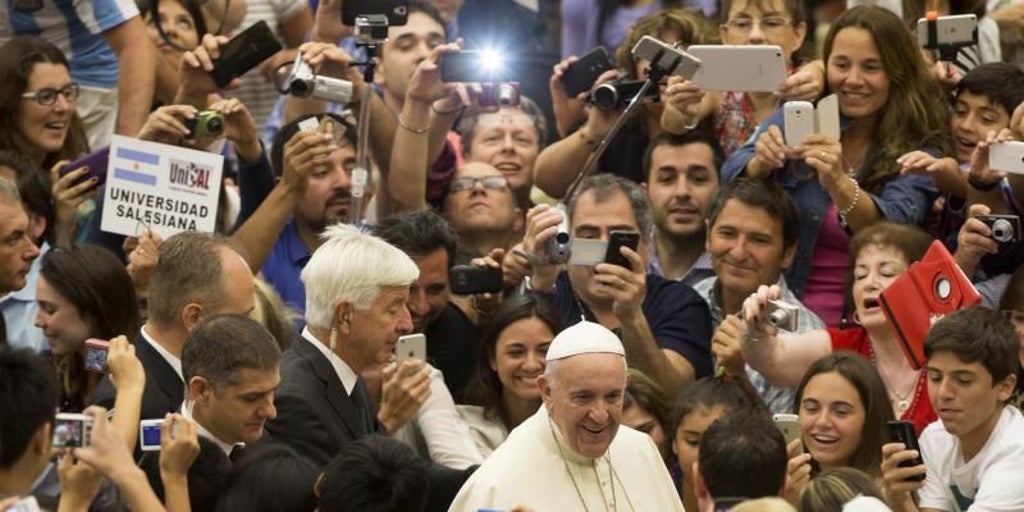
top-left (101, 135), bottom-right (224, 238)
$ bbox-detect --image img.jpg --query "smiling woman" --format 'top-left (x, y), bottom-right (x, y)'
top-left (137, 0), bottom-right (207, 105)
top-left (0, 36), bottom-right (89, 170)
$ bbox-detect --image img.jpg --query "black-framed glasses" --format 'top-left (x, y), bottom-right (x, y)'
top-left (450, 176), bottom-right (509, 193)
top-left (21, 83), bottom-right (80, 106)
top-left (722, 16), bottom-right (793, 34)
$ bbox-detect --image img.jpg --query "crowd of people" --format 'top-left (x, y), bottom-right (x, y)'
top-left (2, 0), bottom-right (1024, 510)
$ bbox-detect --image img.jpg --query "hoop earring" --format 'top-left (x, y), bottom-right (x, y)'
top-left (852, 311), bottom-right (862, 326)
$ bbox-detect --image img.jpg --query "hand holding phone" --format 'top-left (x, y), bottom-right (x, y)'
top-left (561, 47), bottom-right (613, 97)
top-left (396, 334), bottom-right (427, 363)
top-left (209, 21), bottom-right (284, 88)
top-left (603, 230), bottom-right (640, 269)
top-left (84, 339), bottom-right (111, 373)
top-left (887, 420), bottom-right (926, 482)
top-left (450, 265), bottom-right (503, 295)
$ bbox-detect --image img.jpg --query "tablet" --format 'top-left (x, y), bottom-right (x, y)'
top-left (687, 45), bottom-right (788, 92)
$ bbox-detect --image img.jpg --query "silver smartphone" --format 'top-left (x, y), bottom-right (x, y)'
top-left (688, 45), bottom-right (787, 92)
top-left (917, 14), bottom-right (978, 48)
top-left (772, 413), bottom-right (803, 454)
top-left (989, 141), bottom-right (1024, 175)
top-left (396, 333), bottom-right (427, 363)
top-left (631, 35), bottom-right (702, 79)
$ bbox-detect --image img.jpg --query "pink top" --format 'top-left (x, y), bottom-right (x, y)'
top-left (803, 206), bottom-right (849, 326)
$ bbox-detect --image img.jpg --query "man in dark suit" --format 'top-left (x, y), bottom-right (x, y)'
top-left (91, 232), bottom-right (256, 422)
top-left (267, 224), bottom-right (431, 467)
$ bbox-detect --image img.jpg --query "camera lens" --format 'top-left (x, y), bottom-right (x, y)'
top-left (591, 83), bottom-right (620, 110)
top-left (291, 79), bottom-right (311, 97)
top-left (768, 309), bottom-right (789, 327)
top-left (991, 219), bottom-right (1012, 243)
top-left (206, 117), bottom-right (224, 135)
top-left (496, 84), bottom-right (518, 107)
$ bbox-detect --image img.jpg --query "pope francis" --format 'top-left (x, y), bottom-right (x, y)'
top-left (448, 321), bottom-right (685, 511)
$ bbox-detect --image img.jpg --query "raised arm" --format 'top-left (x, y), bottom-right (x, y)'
top-left (103, 16), bottom-right (156, 136)
top-left (739, 285), bottom-right (831, 387)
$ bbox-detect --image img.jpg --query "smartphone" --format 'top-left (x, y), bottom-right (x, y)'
top-left (7, 496), bottom-right (41, 512)
top-left (772, 413), bottom-right (801, 445)
top-left (917, 14), bottom-right (978, 48)
top-left (562, 47), bottom-right (613, 97)
top-left (139, 419), bottom-right (163, 451)
top-left (52, 413), bottom-right (93, 448)
top-left (688, 45), bottom-right (787, 92)
top-left (341, 0), bottom-right (409, 25)
top-left (816, 94), bottom-right (840, 141)
top-left (989, 141), bottom-right (1024, 175)
top-left (604, 230), bottom-right (640, 269)
top-left (631, 35), bottom-right (702, 79)
top-left (784, 101), bottom-right (815, 147)
top-left (83, 338), bottom-right (110, 373)
top-left (209, 21), bottom-right (284, 87)
top-left (62, 147), bottom-right (110, 187)
top-left (441, 51), bottom-right (511, 83)
top-left (396, 333), bottom-right (427, 363)
top-left (449, 265), bottom-right (503, 295)
top-left (887, 420), bottom-right (926, 481)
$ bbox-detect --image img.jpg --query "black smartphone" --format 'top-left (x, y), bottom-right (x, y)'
top-left (62, 147), bottom-right (110, 187)
top-left (562, 47), bottom-right (612, 97)
top-left (341, 0), bottom-right (409, 26)
top-left (887, 420), bottom-right (926, 482)
top-left (604, 230), bottom-right (640, 269)
top-left (441, 51), bottom-right (511, 83)
top-left (209, 21), bottom-right (283, 87)
top-left (449, 265), bottom-right (503, 295)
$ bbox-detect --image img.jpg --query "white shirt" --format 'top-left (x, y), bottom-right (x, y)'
top-left (301, 327), bottom-right (358, 395)
top-left (140, 324), bottom-right (183, 379)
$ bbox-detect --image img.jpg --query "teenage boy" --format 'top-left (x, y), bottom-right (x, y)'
top-left (881, 306), bottom-right (1024, 512)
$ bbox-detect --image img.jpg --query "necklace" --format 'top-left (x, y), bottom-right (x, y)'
top-left (548, 416), bottom-right (618, 511)
top-left (867, 340), bottom-right (920, 414)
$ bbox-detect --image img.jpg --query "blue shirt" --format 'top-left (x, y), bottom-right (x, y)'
top-left (260, 219), bottom-right (311, 315)
top-left (720, 107), bottom-right (939, 297)
top-left (547, 271), bottom-right (714, 378)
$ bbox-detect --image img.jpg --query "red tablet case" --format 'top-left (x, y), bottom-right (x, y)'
top-left (879, 241), bottom-right (982, 369)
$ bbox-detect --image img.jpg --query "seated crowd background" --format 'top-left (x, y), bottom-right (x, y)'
top-left (2, 0), bottom-right (1024, 510)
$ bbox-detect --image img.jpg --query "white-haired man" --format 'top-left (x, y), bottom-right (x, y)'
top-left (448, 321), bottom-right (683, 511)
top-left (266, 224), bottom-right (431, 466)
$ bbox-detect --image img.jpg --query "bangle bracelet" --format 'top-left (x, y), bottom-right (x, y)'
top-left (837, 176), bottom-right (860, 229)
top-left (967, 173), bottom-right (1000, 192)
top-left (431, 102), bottom-right (466, 116)
top-left (397, 113), bottom-right (429, 134)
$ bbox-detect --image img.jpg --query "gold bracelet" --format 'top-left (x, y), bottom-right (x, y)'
top-left (397, 113), bottom-right (430, 134)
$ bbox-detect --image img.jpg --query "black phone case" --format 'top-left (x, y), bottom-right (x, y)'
top-left (604, 231), bottom-right (640, 269)
top-left (441, 52), bottom-right (494, 83)
top-left (562, 47), bottom-right (612, 97)
top-left (341, 0), bottom-right (409, 25)
top-left (887, 420), bottom-right (926, 481)
top-left (449, 265), bottom-right (503, 295)
top-left (209, 21), bottom-right (283, 87)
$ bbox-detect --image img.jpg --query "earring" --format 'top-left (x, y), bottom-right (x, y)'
top-left (852, 311), bottom-right (861, 326)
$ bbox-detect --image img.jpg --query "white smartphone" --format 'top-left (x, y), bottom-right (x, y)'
top-left (631, 35), bottom-right (702, 79)
top-left (989, 141), bottom-right (1024, 175)
top-left (784, 101), bottom-right (815, 147)
top-left (816, 94), bottom-right (840, 141)
top-left (772, 413), bottom-right (803, 453)
top-left (396, 333), bottom-right (427, 363)
top-left (687, 45), bottom-right (788, 92)
top-left (916, 14), bottom-right (978, 48)
top-left (569, 238), bottom-right (609, 266)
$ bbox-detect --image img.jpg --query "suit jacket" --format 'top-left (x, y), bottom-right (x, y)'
top-left (265, 334), bottom-right (377, 467)
top-left (91, 328), bottom-right (184, 421)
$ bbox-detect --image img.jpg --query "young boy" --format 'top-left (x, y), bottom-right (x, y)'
top-left (881, 306), bottom-right (1024, 512)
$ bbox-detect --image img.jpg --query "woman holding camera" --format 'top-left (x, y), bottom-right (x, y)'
top-left (739, 222), bottom-right (937, 435)
top-left (721, 6), bottom-right (951, 327)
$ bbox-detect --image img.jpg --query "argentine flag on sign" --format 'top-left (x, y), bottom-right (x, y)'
top-left (113, 147), bottom-right (162, 187)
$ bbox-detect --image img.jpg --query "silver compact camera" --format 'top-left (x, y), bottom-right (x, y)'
top-left (283, 52), bottom-right (354, 104)
top-left (766, 300), bottom-right (800, 332)
top-left (976, 214), bottom-right (1020, 248)
top-left (546, 203), bottom-right (571, 264)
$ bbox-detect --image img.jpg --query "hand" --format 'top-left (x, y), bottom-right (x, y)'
top-left (549, 55), bottom-right (590, 137)
top-left (126, 229), bottom-right (163, 294)
top-left (881, 442), bottom-right (927, 508)
top-left (49, 160), bottom-right (99, 236)
top-left (298, 41), bottom-right (361, 83)
top-left (741, 284), bottom-right (783, 342)
top-left (70, 407), bottom-right (139, 485)
top-left (1012, 103), bottom-right (1024, 141)
top-left (897, 150), bottom-right (955, 177)
top-left (712, 315), bottom-right (746, 378)
top-left (159, 414), bottom-right (200, 478)
top-left (406, 43), bottom-right (460, 104)
top-left (955, 204), bottom-right (999, 273)
top-left (258, 48), bottom-right (298, 83)
top-left (312, 0), bottom-right (354, 43)
top-left (663, 76), bottom-right (704, 120)
top-left (179, 33), bottom-right (239, 96)
top-left (378, 360), bottom-right (432, 433)
top-left (593, 247), bottom-right (647, 322)
top-left (136, 104), bottom-right (198, 143)
top-left (522, 204), bottom-right (566, 266)
top-left (504, 243), bottom-right (533, 289)
top-left (281, 129), bottom-right (337, 195)
top-left (968, 128), bottom-right (1015, 186)
top-left (749, 125), bottom-right (788, 177)
top-left (57, 450), bottom-right (104, 510)
top-left (783, 443), bottom-right (813, 505)
top-left (106, 335), bottom-right (145, 392)
top-left (207, 98), bottom-right (261, 162)
top-left (469, 248), bottom-right (506, 314)
top-left (796, 134), bottom-right (844, 183)
top-left (777, 62), bottom-right (825, 101)
top-left (580, 69), bottom-right (625, 138)
top-left (931, 60), bottom-right (961, 92)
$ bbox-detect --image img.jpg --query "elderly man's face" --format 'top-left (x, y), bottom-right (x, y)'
top-left (539, 352), bottom-right (627, 458)
top-left (466, 108), bottom-right (540, 195)
top-left (0, 200), bottom-right (40, 293)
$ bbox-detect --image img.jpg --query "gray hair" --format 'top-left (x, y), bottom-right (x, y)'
top-left (148, 232), bottom-right (243, 328)
top-left (567, 174), bottom-right (654, 239)
top-left (302, 224), bottom-right (420, 330)
top-left (0, 178), bottom-right (20, 205)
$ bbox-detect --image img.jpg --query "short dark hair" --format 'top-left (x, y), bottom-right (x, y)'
top-left (642, 130), bottom-right (725, 182)
top-left (624, 368), bottom-right (673, 443)
top-left (377, 0), bottom-right (448, 59)
top-left (698, 410), bottom-right (787, 501)
top-left (147, 231), bottom-right (244, 329)
top-left (706, 178), bottom-right (800, 250)
top-left (0, 346), bottom-right (60, 468)
top-left (41, 245), bottom-right (140, 340)
top-left (925, 306), bottom-right (1020, 386)
top-left (373, 210), bottom-right (458, 269)
top-left (270, 113), bottom-right (357, 177)
top-left (457, 95), bottom-right (549, 155)
top-left (567, 173), bottom-right (654, 238)
top-left (182, 315), bottom-right (281, 389)
top-left (956, 64), bottom-right (1024, 119)
top-left (670, 376), bottom-right (761, 435)
top-left (214, 443), bottom-right (319, 512)
top-left (318, 434), bottom-right (431, 512)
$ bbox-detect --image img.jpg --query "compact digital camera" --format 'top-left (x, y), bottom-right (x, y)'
top-left (977, 214), bottom-right (1020, 248)
top-left (184, 110), bottom-right (225, 139)
top-left (766, 300), bottom-right (800, 332)
top-left (52, 413), bottom-right (93, 448)
top-left (479, 82), bottom-right (521, 108)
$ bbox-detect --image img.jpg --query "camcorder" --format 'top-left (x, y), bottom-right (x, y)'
top-left (547, 203), bottom-right (571, 264)
top-left (184, 110), bottom-right (225, 139)
top-left (765, 300), bottom-right (800, 332)
top-left (590, 79), bottom-right (657, 110)
top-left (52, 413), bottom-right (93, 448)
top-left (281, 51), bottom-right (354, 104)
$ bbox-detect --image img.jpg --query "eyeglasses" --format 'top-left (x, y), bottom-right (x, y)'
top-left (722, 16), bottom-right (793, 34)
top-left (21, 83), bottom-right (80, 106)
top-left (449, 176), bottom-right (509, 193)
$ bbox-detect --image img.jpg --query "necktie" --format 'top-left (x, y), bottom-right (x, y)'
top-left (350, 378), bottom-right (376, 435)
top-left (229, 444), bottom-right (245, 462)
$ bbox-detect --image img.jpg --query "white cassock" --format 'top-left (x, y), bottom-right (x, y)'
top-left (448, 406), bottom-right (685, 512)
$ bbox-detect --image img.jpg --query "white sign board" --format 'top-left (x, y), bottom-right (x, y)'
top-left (101, 135), bottom-right (224, 239)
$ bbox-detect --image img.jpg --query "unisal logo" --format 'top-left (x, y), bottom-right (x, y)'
top-left (168, 159), bottom-right (213, 191)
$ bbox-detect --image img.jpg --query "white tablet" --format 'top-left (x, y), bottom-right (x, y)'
top-left (687, 45), bottom-right (788, 92)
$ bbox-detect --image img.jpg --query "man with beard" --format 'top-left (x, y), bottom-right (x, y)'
top-left (232, 113), bottom-right (360, 315)
top-left (643, 131), bottom-right (723, 286)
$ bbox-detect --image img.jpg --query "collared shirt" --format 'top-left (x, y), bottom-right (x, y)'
top-left (140, 324), bottom-right (182, 379)
top-left (261, 219), bottom-right (313, 315)
top-left (301, 327), bottom-right (358, 395)
top-left (692, 275), bottom-right (825, 414)
top-left (181, 400), bottom-right (243, 456)
top-left (646, 240), bottom-right (715, 288)
top-left (0, 242), bottom-right (49, 354)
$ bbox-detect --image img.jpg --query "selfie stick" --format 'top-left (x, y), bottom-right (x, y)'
top-left (349, 14), bottom-right (390, 228)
